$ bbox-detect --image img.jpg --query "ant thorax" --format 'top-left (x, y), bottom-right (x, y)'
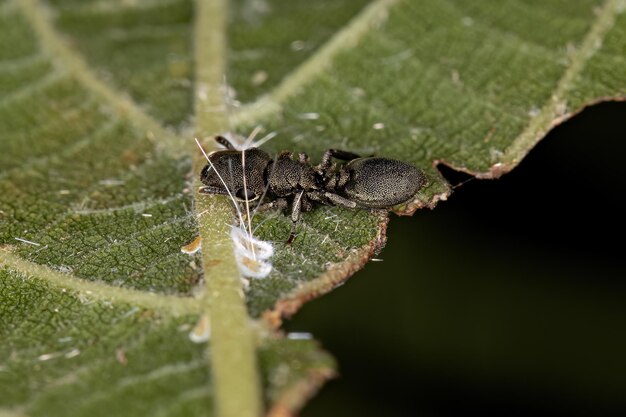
top-left (318, 165), bottom-right (351, 193)
top-left (266, 153), bottom-right (318, 198)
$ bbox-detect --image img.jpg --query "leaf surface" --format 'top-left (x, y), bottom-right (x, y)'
top-left (1, 0), bottom-right (625, 416)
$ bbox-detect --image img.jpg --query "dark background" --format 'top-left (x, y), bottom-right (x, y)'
top-left (285, 102), bottom-right (626, 417)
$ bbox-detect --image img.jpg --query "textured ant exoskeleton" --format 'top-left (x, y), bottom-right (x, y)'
top-left (200, 136), bottom-right (426, 243)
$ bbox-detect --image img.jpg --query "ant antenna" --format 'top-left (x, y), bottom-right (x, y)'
top-left (215, 135), bottom-right (237, 150)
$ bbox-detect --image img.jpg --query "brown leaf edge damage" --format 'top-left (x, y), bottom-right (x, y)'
top-left (267, 365), bottom-right (336, 417)
top-left (440, 98), bottom-right (626, 180)
top-left (259, 96), bottom-right (626, 330)
top-left (257, 98), bottom-right (625, 415)
top-left (399, 97), bottom-right (626, 217)
top-left (262, 211), bottom-right (389, 329)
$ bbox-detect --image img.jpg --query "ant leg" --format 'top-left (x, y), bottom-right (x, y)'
top-left (323, 192), bottom-right (357, 209)
top-left (306, 191), bottom-right (325, 204)
top-left (317, 150), bottom-right (334, 171)
top-left (317, 149), bottom-right (362, 171)
top-left (301, 195), bottom-right (313, 212)
top-left (199, 185), bottom-right (230, 196)
top-left (215, 135), bottom-right (237, 150)
top-left (329, 149), bottom-right (362, 160)
top-left (287, 190), bottom-right (305, 244)
top-left (306, 191), bottom-right (356, 209)
top-left (255, 198), bottom-right (288, 212)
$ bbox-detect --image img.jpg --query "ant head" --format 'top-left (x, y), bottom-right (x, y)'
top-left (200, 148), bottom-right (272, 202)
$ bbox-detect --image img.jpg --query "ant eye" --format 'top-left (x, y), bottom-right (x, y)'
top-left (235, 188), bottom-right (257, 201)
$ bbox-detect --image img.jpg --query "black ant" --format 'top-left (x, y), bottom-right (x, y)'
top-left (200, 136), bottom-right (425, 243)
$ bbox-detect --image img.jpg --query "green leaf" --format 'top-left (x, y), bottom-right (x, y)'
top-left (1, 0), bottom-right (625, 416)
top-left (231, 0), bottom-right (626, 320)
top-left (0, 257), bottom-right (334, 416)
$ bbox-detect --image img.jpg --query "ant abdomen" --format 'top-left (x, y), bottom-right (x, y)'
top-left (340, 158), bottom-right (426, 208)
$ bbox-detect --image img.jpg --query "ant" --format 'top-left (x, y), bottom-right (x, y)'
top-left (200, 136), bottom-right (425, 243)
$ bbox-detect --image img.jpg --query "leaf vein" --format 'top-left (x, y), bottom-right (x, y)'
top-left (231, 0), bottom-right (399, 127)
top-left (0, 117), bottom-right (120, 181)
top-left (502, 0), bottom-right (625, 170)
top-left (0, 69), bottom-right (65, 109)
top-left (0, 53), bottom-right (44, 73)
top-left (15, 0), bottom-right (184, 156)
top-left (0, 250), bottom-right (202, 316)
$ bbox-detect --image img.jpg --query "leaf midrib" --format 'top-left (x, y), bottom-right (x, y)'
top-left (192, 1), bottom-right (263, 416)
